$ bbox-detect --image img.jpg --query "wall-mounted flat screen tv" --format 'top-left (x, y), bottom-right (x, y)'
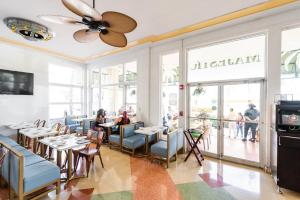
top-left (0, 69), bottom-right (34, 95)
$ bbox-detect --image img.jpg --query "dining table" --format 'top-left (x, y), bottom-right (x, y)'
top-left (7, 122), bottom-right (36, 145)
top-left (39, 134), bottom-right (90, 185)
top-left (135, 126), bottom-right (166, 155)
top-left (99, 122), bottom-right (116, 143)
top-left (19, 127), bottom-right (58, 153)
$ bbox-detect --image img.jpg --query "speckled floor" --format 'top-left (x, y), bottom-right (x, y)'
top-left (1, 145), bottom-right (300, 200)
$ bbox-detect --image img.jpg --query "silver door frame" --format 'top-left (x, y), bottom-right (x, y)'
top-left (187, 78), bottom-right (265, 167)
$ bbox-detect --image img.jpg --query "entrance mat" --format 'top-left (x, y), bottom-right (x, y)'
top-left (176, 181), bottom-right (236, 200)
top-left (92, 191), bottom-right (132, 200)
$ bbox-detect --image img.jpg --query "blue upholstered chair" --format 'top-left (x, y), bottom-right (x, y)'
top-left (76, 119), bottom-right (94, 136)
top-left (150, 129), bottom-right (184, 168)
top-left (134, 122), bottom-right (157, 143)
top-left (0, 135), bottom-right (19, 147)
top-left (121, 124), bottom-right (145, 155)
top-left (65, 115), bottom-right (80, 133)
top-left (109, 123), bottom-right (122, 150)
top-left (0, 137), bottom-right (61, 199)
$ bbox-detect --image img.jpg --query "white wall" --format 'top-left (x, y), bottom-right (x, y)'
top-left (88, 8), bottom-right (300, 168)
top-left (0, 43), bottom-right (85, 126)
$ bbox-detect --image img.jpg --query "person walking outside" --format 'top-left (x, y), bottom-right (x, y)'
top-left (227, 108), bottom-right (237, 138)
top-left (236, 112), bottom-right (244, 138)
top-left (242, 103), bottom-right (260, 142)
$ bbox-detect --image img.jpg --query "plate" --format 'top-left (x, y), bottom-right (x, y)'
top-left (54, 141), bottom-right (66, 146)
top-left (76, 140), bottom-right (89, 144)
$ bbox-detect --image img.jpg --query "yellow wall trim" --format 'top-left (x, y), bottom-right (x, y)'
top-left (0, 0), bottom-right (297, 63)
top-left (87, 0), bottom-right (297, 61)
top-left (0, 36), bottom-right (85, 63)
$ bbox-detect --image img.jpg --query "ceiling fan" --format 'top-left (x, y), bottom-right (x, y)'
top-left (39, 0), bottom-right (137, 47)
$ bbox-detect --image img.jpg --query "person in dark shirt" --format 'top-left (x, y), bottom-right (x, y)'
top-left (114, 111), bottom-right (130, 134)
top-left (92, 111), bottom-right (106, 134)
top-left (242, 103), bottom-right (260, 142)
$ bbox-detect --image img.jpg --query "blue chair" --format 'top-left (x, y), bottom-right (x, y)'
top-left (0, 140), bottom-right (61, 200)
top-left (76, 119), bottom-right (94, 135)
top-left (134, 122), bottom-right (156, 143)
top-left (0, 135), bottom-right (19, 147)
top-left (121, 124), bottom-right (145, 155)
top-left (109, 123), bottom-right (122, 150)
top-left (65, 115), bottom-right (80, 133)
top-left (150, 129), bottom-right (181, 168)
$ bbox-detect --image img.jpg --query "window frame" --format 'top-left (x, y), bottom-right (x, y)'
top-left (98, 61), bottom-right (138, 116)
top-left (48, 65), bottom-right (84, 119)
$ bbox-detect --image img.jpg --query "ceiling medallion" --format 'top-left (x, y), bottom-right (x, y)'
top-left (4, 17), bottom-right (54, 41)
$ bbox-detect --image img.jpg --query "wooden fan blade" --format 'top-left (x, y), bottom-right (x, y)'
top-left (99, 31), bottom-right (127, 47)
top-left (102, 11), bottom-right (137, 33)
top-left (38, 15), bottom-right (80, 24)
top-left (62, 0), bottom-right (101, 20)
top-left (73, 29), bottom-right (99, 43)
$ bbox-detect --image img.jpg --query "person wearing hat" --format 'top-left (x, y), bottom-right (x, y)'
top-left (242, 103), bottom-right (260, 142)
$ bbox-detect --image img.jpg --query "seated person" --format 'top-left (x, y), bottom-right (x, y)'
top-left (114, 111), bottom-right (130, 134)
top-left (89, 112), bottom-right (105, 141)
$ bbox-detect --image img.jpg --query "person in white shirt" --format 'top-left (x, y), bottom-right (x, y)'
top-left (227, 108), bottom-right (237, 138)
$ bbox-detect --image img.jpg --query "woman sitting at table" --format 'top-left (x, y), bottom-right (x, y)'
top-left (89, 111), bottom-right (106, 140)
top-left (114, 111), bottom-right (130, 134)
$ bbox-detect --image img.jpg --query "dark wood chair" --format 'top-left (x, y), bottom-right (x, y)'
top-left (39, 120), bottom-right (46, 128)
top-left (75, 131), bottom-right (104, 177)
top-left (24, 119), bottom-right (40, 148)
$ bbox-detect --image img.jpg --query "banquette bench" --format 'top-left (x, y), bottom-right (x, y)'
top-left (0, 135), bottom-right (60, 200)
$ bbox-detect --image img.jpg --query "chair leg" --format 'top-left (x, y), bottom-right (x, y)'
top-left (132, 149), bottom-right (135, 156)
top-left (75, 155), bottom-right (80, 172)
top-left (207, 138), bottom-right (210, 150)
top-left (62, 151), bottom-right (68, 168)
top-left (99, 152), bottom-right (104, 168)
top-left (48, 147), bottom-right (53, 159)
top-left (86, 157), bottom-right (91, 177)
top-left (56, 180), bottom-right (61, 194)
top-left (167, 158), bottom-right (169, 168)
top-left (73, 152), bottom-right (79, 172)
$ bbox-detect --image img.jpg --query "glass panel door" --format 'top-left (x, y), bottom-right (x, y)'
top-left (189, 85), bottom-right (219, 155)
top-left (222, 83), bottom-right (261, 163)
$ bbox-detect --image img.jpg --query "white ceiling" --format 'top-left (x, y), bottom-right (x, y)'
top-left (0, 0), bottom-right (291, 60)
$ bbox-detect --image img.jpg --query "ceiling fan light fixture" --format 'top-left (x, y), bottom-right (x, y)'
top-left (39, 0), bottom-right (137, 47)
top-left (4, 17), bottom-right (54, 41)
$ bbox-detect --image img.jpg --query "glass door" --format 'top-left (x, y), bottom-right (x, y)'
top-left (188, 81), bottom-right (264, 166)
top-left (221, 82), bottom-right (261, 164)
top-left (189, 85), bottom-right (220, 156)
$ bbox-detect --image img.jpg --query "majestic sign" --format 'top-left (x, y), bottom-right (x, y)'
top-left (187, 35), bottom-right (266, 83)
top-left (191, 54), bottom-right (261, 70)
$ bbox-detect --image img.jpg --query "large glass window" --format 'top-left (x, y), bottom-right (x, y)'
top-left (281, 27), bottom-right (300, 100)
top-left (100, 61), bottom-right (137, 117)
top-left (48, 64), bottom-right (84, 119)
top-left (187, 35), bottom-right (265, 83)
top-left (90, 68), bottom-right (100, 115)
top-left (161, 52), bottom-right (179, 131)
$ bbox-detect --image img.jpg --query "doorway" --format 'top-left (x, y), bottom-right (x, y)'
top-left (188, 80), bottom-right (264, 166)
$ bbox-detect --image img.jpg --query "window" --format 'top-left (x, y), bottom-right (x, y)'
top-left (161, 52), bottom-right (179, 130)
top-left (187, 35), bottom-right (266, 83)
top-left (90, 68), bottom-right (100, 115)
top-left (100, 61), bottom-right (137, 117)
top-left (281, 27), bottom-right (300, 100)
top-left (48, 64), bottom-right (84, 119)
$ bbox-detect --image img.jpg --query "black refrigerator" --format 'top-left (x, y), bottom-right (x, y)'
top-left (271, 101), bottom-right (300, 193)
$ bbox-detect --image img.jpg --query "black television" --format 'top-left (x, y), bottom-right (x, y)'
top-left (0, 69), bottom-right (34, 95)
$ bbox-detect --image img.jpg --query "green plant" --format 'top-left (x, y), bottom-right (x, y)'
top-left (193, 85), bottom-right (205, 96)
